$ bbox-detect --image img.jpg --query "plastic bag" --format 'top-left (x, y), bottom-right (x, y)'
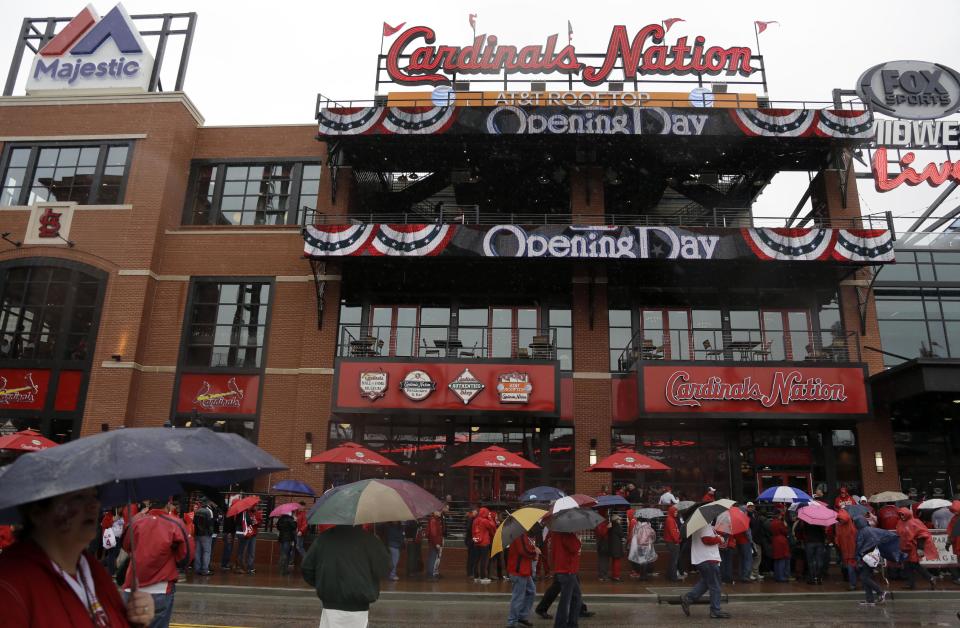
top-left (863, 547), bottom-right (882, 568)
top-left (102, 528), bottom-right (116, 550)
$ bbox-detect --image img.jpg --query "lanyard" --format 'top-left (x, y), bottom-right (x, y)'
top-left (50, 555), bottom-right (111, 627)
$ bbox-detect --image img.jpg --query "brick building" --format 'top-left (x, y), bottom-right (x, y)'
top-left (0, 11), bottom-right (907, 506)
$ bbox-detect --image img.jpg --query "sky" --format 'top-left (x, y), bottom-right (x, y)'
top-left (3, 0), bottom-right (960, 231)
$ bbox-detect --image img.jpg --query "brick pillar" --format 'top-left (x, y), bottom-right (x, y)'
top-left (813, 157), bottom-right (900, 491)
top-left (569, 166), bottom-right (612, 494)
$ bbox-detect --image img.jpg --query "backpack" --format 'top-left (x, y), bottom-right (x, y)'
top-left (194, 507), bottom-right (213, 537)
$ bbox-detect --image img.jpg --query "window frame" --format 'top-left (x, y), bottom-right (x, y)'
top-left (0, 140), bottom-right (134, 207)
top-left (181, 157), bottom-right (322, 226)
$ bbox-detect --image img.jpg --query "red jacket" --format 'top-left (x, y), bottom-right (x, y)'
top-left (427, 515), bottom-right (443, 546)
top-left (0, 526), bottom-right (15, 551)
top-left (551, 532), bottom-right (581, 574)
top-left (897, 508), bottom-right (938, 563)
top-left (834, 511), bottom-right (857, 566)
top-left (702, 492), bottom-right (716, 503)
top-left (471, 508), bottom-right (496, 547)
top-left (507, 535), bottom-right (538, 577)
top-left (664, 506), bottom-right (681, 544)
top-left (949, 512), bottom-right (960, 555)
top-left (878, 505), bottom-right (900, 530)
top-left (770, 519), bottom-right (790, 560)
top-left (296, 510), bottom-right (308, 535)
top-left (0, 539), bottom-right (130, 627)
top-left (100, 512), bottom-right (114, 532)
top-left (123, 509), bottom-right (194, 592)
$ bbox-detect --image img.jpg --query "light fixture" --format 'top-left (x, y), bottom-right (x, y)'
top-left (409, 173), bottom-right (419, 180)
top-left (304, 432), bottom-right (313, 459)
top-left (953, 399), bottom-right (960, 404)
top-left (946, 417), bottom-right (954, 422)
top-left (589, 438), bottom-right (598, 466)
top-left (411, 471), bottom-right (416, 477)
top-left (471, 426), bottom-right (479, 432)
top-left (874, 451), bottom-right (884, 473)
top-left (439, 472), bottom-right (445, 478)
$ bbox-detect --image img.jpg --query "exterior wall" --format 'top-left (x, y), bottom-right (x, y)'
top-left (814, 158), bottom-right (899, 493)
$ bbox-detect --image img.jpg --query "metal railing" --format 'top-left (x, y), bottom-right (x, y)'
top-left (338, 325), bottom-right (558, 360)
top-left (303, 208), bottom-right (894, 230)
top-left (616, 327), bottom-right (862, 371)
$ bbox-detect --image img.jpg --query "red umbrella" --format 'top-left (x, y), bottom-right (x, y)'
top-left (0, 429), bottom-right (58, 452)
top-left (585, 449), bottom-right (670, 472)
top-left (714, 507), bottom-right (750, 535)
top-left (451, 445), bottom-right (540, 469)
top-left (226, 495), bottom-right (260, 518)
top-left (306, 442), bottom-right (398, 466)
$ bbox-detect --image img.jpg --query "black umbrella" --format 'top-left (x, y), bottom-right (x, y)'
top-left (544, 507), bottom-right (605, 533)
top-left (680, 499), bottom-right (737, 538)
top-left (0, 427), bottom-right (286, 523)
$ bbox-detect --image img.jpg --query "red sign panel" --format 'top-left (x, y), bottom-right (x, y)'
top-left (176, 374), bottom-right (260, 415)
top-left (755, 447), bottom-right (813, 466)
top-left (0, 369), bottom-right (49, 410)
top-left (641, 364), bottom-right (869, 416)
top-left (54, 370), bottom-right (83, 411)
top-left (334, 360), bottom-right (558, 414)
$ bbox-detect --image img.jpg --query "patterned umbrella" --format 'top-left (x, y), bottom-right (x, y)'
top-left (681, 499), bottom-right (736, 538)
top-left (307, 479), bottom-right (443, 525)
top-left (491, 507), bottom-right (547, 556)
top-left (757, 486), bottom-right (812, 503)
top-left (520, 486), bottom-right (565, 502)
top-left (544, 507), bottom-right (605, 533)
top-left (550, 494), bottom-right (599, 514)
top-left (714, 507), bottom-right (750, 535)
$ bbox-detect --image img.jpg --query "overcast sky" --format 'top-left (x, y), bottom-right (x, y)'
top-left (3, 0), bottom-right (959, 230)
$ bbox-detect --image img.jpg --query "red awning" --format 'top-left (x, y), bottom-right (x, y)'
top-left (451, 445), bottom-right (540, 470)
top-left (0, 429), bottom-right (58, 452)
top-left (586, 449), bottom-right (671, 472)
top-left (306, 442), bottom-right (398, 466)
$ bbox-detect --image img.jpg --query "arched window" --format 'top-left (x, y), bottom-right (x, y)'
top-left (0, 259), bottom-right (105, 442)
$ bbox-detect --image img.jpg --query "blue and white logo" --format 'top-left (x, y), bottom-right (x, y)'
top-left (26, 3), bottom-right (154, 95)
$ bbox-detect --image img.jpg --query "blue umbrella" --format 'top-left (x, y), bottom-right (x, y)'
top-left (757, 486), bottom-right (812, 503)
top-left (843, 504), bottom-right (870, 519)
top-left (520, 486), bottom-right (566, 502)
top-left (595, 494), bottom-right (630, 507)
top-left (272, 479), bottom-right (316, 496)
top-left (0, 427), bottom-right (287, 523)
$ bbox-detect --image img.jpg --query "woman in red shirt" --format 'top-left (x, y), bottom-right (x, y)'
top-left (770, 514), bottom-right (791, 583)
top-left (0, 488), bottom-right (155, 627)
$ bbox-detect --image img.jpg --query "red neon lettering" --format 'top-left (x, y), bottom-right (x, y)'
top-left (873, 147), bottom-right (960, 192)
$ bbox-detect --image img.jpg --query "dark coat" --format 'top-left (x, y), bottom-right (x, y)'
top-left (302, 525), bottom-right (391, 612)
top-left (607, 519), bottom-right (626, 558)
top-left (276, 514), bottom-right (298, 543)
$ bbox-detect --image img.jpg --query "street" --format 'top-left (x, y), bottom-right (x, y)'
top-left (172, 592), bottom-right (960, 627)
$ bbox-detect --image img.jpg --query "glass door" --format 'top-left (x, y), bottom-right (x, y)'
top-left (757, 471), bottom-right (812, 495)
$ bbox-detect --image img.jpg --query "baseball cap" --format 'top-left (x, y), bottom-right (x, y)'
top-left (746, 501), bottom-right (755, 507)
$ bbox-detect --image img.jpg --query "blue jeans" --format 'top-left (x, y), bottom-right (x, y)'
top-left (804, 542), bottom-right (825, 582)
top-left (774, 558), bottom-right (790, 582)
top-left (388, 546), bottom-right (401, 578)
top-left (427, 545), bottom-right (441, 577)
top-left (508, 574), bottom-right (536, 624)
top-left (125, 587), bottom-right (174, 628)
top-left (686, 562), bottom-right (722, 614)
top-left (237, 536), bottom-right (256, 571)
top-left (294, 535), bottom-right (306, 562)
top-left (553, 573), bottom-right (581, 628)
top-left (844, 563), bottom-right (858, 588)
top-left (859, 565), bottom-right (883, 602)
top-left (279, 540), bottom-right (294, 573)
top-left (220, 533), bottom-right (235, 568)
top-left (738, 541), bottom-right (753, 581)
top-left (194, 535), bottom-right (212, 573)
top-left (720, 548), bottom-right (734, 582)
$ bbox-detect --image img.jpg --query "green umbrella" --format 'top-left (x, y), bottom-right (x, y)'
top-left (307, 479), bottom-right (443, 525)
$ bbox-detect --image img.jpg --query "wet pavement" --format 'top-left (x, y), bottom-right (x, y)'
top-left (171, 593), bottom-right (960, 627)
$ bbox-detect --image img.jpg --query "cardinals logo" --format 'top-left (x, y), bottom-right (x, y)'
top-left (193, 377), bottom-right (244, 410)
top-left (0, 373), bottom-right (39, 404)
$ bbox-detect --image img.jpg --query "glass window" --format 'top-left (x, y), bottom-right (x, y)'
top-left (692, 309), bottom-right (722, 359)
top-left (609, 309), bottom-right (633, 370)
top-left (875, 297), bottom-right (926, 319)
top-left (186, 161), bottom-right (321, 225)
top-left (877, 319), bottom-right (929, 365)
top-left (877, 262), bottom-right (918, 282)
top-left (458, 307), bottom-right (487, 358)
top-left (1, 143), bottom-right (131, 206)
top-left (666, 310), bottom-right (690, 360)
top-left (550, 308), bottom-right (573, 371)
top-left (184, 281), bottom-right (271, 368)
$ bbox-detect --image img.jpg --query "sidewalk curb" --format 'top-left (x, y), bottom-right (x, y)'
top-left (178, 584), bottom-right (960, 605)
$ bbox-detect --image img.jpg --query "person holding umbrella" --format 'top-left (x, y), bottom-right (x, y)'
top-left (680, 501), bottom-right (734, 620)
top-left (505, 529), bottom-right (539, 628)
top-left (0, 487), bottom-right (156, 626)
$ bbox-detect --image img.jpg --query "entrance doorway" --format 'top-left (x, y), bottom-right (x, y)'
top-left (469, 468), bottom-right (526, 503)
top-left (757, 471), bottom-right (812, 495)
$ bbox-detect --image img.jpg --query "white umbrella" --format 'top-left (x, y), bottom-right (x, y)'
top-left (549, 494), bottom-right (598, 515)
top-left (868, 491), bottom-right (909, 503)
top-left (918, 498), bottom-right (952, 510)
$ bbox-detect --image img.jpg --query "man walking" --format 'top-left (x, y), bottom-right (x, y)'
top-left (506, 530), bottom-right (539, 627)
top-left (680, 521), bottom-right (730, 620)
top-left (192, 499), bottom-right (214, 576)
top-left (276, 512), bottom-right (298, 575)
top-left (122, 501), bottom-right (194, 628)
top-left (294, 501), bottom-right (308, 569)
top-left (302, 524), bottom-right (391, 628)
top-left (426, 510), bottom-right (443, 580)
top-left (552, 530), bottom-right (583, 628)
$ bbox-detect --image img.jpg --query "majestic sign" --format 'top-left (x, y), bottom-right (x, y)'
top-left (385, 25), bottom-right (755, 86)
top-left (304, 224), bottom-right (895, 264)
top-left (359, 370), bottom-right (388, 400)
top-left (873, 147), bottom-right (960, 192)
top-left (497, 372), bottom-right (533, 404)
top-left (333, 360), bottom-right (559, 414)
top-left (26, 3), bottom-right (154, 95)
top-left (448, 368), bottom-right (484, 405)
top-left (318, 105), bottom-right (873, 139)
top-left (176, 374), bottom-right (260, 415)
top-left (857, 60), bottom-right (960, 120)
top-left (640, 365), bottom-right (870, 417)
top-left (399, 369), bottom-right (436, 401)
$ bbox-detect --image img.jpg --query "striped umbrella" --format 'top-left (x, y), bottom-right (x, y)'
top-left (491, 507), bottom-right (547, 556)
top-left (757, 486), bottom-right (812, 503)
top-left (307, 479), bottom-right (443, 525)
top-left (681, 499), bottom-right (736, 538)
top-left (550, 494), bottom-right (599, 514)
